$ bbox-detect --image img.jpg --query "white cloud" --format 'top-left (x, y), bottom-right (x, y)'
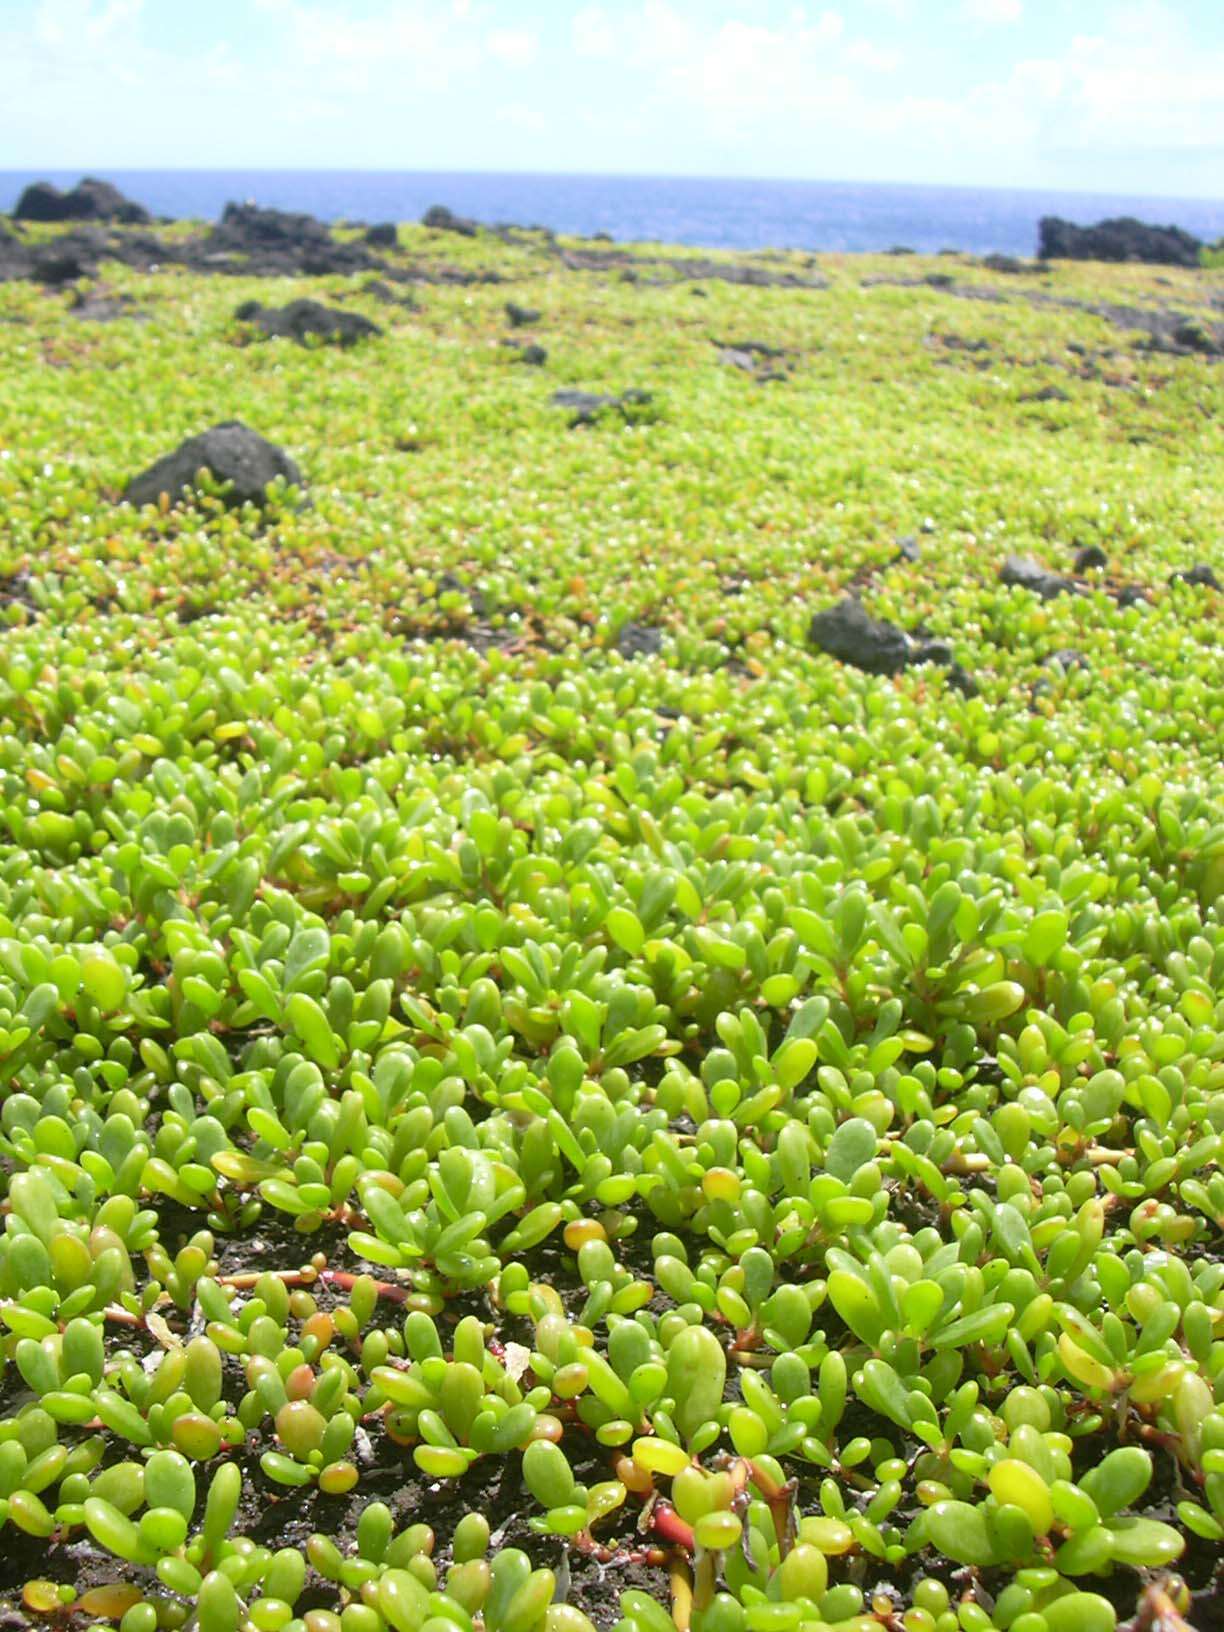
top-left (572, 5), bottom-right (616, 59)
top-left (0, 0), bottom-right (1219, 194)
top-left (846, 38), bottom-right (900, 71)
top-left (963, 0), bottom-right (1023, 23)
top-left (500, 102), bottom-right (546, 131)
top-left (486, 27), bottom-right (539, 68)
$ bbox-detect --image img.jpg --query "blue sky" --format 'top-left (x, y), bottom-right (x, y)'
top-left (2, 0), bottom-right (1222, 196)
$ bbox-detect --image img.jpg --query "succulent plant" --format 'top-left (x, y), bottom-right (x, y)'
top-left (1, 214), bottom-right (1221, 1632)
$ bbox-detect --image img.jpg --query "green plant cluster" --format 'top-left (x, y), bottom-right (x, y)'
top-left (0, 220), bottom-right (1221, 1632)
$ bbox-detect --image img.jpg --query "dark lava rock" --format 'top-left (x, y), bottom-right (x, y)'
top-left (715, 338), bottom-right (784, 358)
top-left (505, 301), bottom-right (541, 327)
top-left (365, 222), bottom-right (398, 248)
top-left (504, 341), bottom-right (547, 366)
top-left (203, 203), bottom-right (382, 277)
top-left (946, 665), bottom-right (979, 697)
top-left (0, 569), bottom-right (36, 612)
top-left (999, 555), bottom-right (1078, 599)
top-left (33, 250), bottom-right (89, 286)
top-left (1116, 584), bottom-right (1150, 608)
top-left (894, 536), bottom-right (922, 564)
top-left (614, 622), bottom-right (663, 659)
top-left (808, 598), bottom-right (974, 689)
top-left (982, 253), bottom-right (1040, 275)
top-left (212, 201), bottom-right (329, 250)
top-left (423, 204), bottom-right (478, 237)
top-left (1073, 544), bottom-right (1108, 573)
top-left (550, 387), bottom-right (652, 426)
top-left (1019, 385), bottom-right (1070, 404)
top-left (1169, 563), bottom-right (1220, 590)
top-left (124, 421), bottom-right (305, 510)
top-left (14, 177), bottom-right (150, 225)
top-left (69, 286), bottom-right (145, 322)
top-left (1164, 319), bottom-right (1222, 357)
top-left (938, 333), bottom-right (990, 354)
top-left (807, 597), bottom-right (914, 676)
top-left (235, 298), bottom-right (381, 347)
top-left (1037, 215), bottom-right (1201, 268)
top-left (361, 278), bottom-right (418, 308)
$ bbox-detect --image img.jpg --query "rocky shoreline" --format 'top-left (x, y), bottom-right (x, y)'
top-left (3, 177), bottom-right (1218, 287)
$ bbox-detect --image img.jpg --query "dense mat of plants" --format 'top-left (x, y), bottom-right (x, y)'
top-left (1, 215), bottom-right (1222, 1632)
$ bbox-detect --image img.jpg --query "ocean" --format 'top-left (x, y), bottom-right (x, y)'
top-left (2, 171), bottom-right (1221, 258)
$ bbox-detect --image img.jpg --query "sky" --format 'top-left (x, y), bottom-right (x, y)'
top-left (1, 0), bottom-right (1222, 197)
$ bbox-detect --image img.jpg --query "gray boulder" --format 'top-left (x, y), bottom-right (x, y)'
top-left (234, 298), bottom-right (381, 347)
top-left (125, 421), bottom-right (304, 509)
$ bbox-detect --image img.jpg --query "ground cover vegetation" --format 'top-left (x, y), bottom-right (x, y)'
top-left (0, 205), bottom-right (1222, 1632)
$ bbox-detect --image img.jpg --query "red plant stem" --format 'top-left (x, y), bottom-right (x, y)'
top-left (648, 1501), bottom-right (695, 1553)
top-left (318, 1269), bottom-right (410, 1303)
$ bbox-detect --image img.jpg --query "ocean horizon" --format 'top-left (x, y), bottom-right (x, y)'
top-left (3, 170), bottom-right (1222, 258)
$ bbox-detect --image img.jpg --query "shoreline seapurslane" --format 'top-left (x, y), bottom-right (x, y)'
top-left (0, 175), bottom-right (1221, 1632)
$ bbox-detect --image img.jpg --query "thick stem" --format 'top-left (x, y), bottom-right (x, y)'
top-left (743, 1458), bottom-right (797, 1558)
top-left (670, 1557), bottom-right (694, 1632)
top-left (692, 1551), bottom-right (717, 1616)
top-left (318, 1268), bottom-right (410, 1304)
top-left (648, 1501), bottom-right (696, 1553)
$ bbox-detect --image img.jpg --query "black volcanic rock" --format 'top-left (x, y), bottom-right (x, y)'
top-left (1073, 544), bottom-right (1108, 573)
top-left (503, 340), bottom-right (547, 365)
top-left (550, 387), bottom-right (652, 426)
top-left (1019, 385), bottom-right (1070, 404)
top-left (615, 622), bottom-right (663, 659)
top-left (808, 597), bottom-right (975, 689)
top-left (14, 177), bottom-right (150, 225)
top-left (234, 298), bottom-right (381, 347)
top-left (204, 203), bottom-right (380, 277)
top-left (211, 201), bottom-right (330, 249)
top-left (365, 222), bottom-right (398, 248)
top-left (808, 598), bottom-right (912, 675)
top-left (505, 301), bottom-right (541, 327)
top-left (999, 555), bottom-right (1078, 599)
top-left (125, 421), bottom-right (304, 510)
top-left (982, 253), bottom-right (1042, 275)
top-left (1037, 216), bottom-right (1201, 268)
top-left (1169, 563), bottom-right (1220, 591)
top-left (423, 205), bottom-right (478, 237)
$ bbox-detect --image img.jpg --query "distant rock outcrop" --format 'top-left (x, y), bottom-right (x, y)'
top-left (125, 422), bottom-right (305, 510)
top-left (234, 298), bottom-right (381, 347)
top-left (204, 203), bottom-right (382, 277)
top-left (550, 387), bottom-right (653, 426)
top-left (1037, 216), bottom-right (1201, 268)
top-left (423, 205), bottom-right (478, 238)
top-left (13, 177), bottom-right (151, 225)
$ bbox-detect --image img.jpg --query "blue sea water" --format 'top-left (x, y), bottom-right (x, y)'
top-left (2, 170), bottom-right (1222, 258)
